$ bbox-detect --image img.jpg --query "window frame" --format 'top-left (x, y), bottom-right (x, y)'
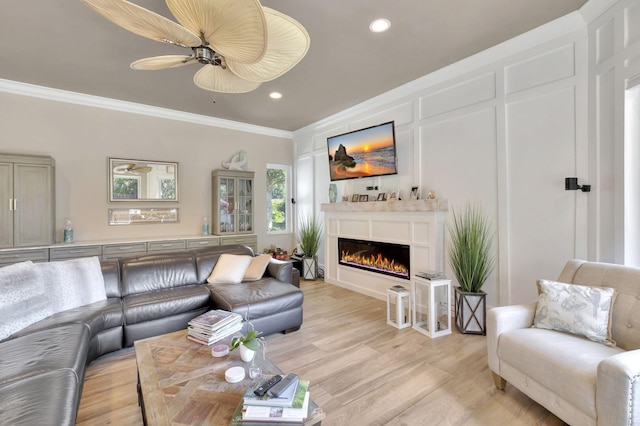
top-left (266, 164), bottom-right (292, 235)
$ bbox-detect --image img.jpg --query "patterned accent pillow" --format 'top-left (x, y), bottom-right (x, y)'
top-left (533, 279), bottom-right (617, 346)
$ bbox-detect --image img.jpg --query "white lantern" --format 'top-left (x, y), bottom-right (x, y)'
top-left (412, 276), bottom-right (452, 338)
top-left (387, 286), bottom-right (411, 329)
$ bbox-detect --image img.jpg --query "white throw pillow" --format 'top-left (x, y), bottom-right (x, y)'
top-left (36, 256), bottom-right (107, 313)
top-left (207, 254), bottom-right (253, 284)
top-left (533, 279), bottom-right (617, 346)
top-left (243, 254), bottom-right (272, 281)
top-left (0, 261), bottom-right (52, 341)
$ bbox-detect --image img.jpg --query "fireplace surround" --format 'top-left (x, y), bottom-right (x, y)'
top-left (321, 199), bottom-right (447, 300)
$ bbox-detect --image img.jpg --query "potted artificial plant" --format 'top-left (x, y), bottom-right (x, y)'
top-left (230, 329), bottom-right (261, 362)
top-left (298, 215), bottom-right (323, 280)
top-left (448, 203), bottom-right (495, 335)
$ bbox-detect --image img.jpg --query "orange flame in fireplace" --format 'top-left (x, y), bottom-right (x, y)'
top-left (341, 250), bottom-right (409, 275)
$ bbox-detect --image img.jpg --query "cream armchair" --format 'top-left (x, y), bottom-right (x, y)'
top-left (487, 260), bottom-right (640, 426)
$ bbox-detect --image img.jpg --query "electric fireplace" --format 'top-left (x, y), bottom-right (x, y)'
top-left (338, 237), bottom-right (410, 280)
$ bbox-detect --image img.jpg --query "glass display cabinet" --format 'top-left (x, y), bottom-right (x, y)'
top-left (212, 170), bottom-right (254, 235)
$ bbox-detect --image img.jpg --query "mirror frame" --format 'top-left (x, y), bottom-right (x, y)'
top-left (108, 207), bottom-right (179, 225)
top-left (108, 158), bottom-right (179, 202)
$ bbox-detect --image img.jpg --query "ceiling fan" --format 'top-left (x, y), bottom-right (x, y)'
top-left (80, 0), bottom-right (310, 93)
top-left (114, 163), bottom-right (153, 173)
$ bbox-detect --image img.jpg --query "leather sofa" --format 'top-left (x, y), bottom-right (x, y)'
top-left (0, 244), bottom-right (303, 425)
top-left (487, 260), bottom-right (640, 426)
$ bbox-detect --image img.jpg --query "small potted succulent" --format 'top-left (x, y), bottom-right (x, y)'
top-left (230, 329), bottom-right (261, 362)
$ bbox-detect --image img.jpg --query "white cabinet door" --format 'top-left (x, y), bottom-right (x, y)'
top-left (13, 163), bottom-right (54, 247)
top-left (0, 162), bottom-right (13, 248)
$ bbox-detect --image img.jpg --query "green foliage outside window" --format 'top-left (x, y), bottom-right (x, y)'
top-left (267, 167), bottom-right (288, 232)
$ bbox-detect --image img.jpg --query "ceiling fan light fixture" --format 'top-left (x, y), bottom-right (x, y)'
top-left (80, 0), bottom-right (309, 94)
top-left (369, 18), bottom-right (391, 33)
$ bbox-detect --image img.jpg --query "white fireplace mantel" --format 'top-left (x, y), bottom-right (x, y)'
top-left (321, 199), bottom-right (448, 213)
top-left (321, 200), bottom-right (448, 301)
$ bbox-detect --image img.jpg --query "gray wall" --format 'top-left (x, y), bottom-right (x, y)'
top-left (0, 91), bottom-right (295, 253)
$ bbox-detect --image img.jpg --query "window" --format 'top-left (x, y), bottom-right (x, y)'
top-left (267, 164), bottom-right (291, 233)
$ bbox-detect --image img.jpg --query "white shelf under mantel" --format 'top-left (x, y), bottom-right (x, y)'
top-left (320, 199), bottom-right (448, 213)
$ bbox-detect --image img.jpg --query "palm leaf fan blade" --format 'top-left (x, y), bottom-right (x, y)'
top-left (227, 7), bottom-right (310, 82)
top-left (193, 65), bottom-right (261, 93)
top-left (131, 55), bottom-right (194, 70)
top-left (80, 0), bottom-right (201, 47)
top-left (166, 0), bottom-right (267, 64)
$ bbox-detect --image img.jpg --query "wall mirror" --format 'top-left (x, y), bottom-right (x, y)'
top-left (108, 158), bottom-right (178, 202)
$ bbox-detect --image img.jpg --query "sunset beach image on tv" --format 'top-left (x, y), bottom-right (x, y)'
top-left (327, 121), bottom-right (398, 181)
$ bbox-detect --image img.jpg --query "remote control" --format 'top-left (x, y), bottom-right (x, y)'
top-left (268, 373), bottom-right (299, 397)
top-left (254, 374), bottom-right (282, 397)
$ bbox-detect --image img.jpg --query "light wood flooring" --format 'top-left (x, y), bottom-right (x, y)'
top-left (76, 280), bottom-right (566, 426)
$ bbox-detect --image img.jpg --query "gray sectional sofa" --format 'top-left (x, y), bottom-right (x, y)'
top-left (0, 244), bottom-right (303, 425)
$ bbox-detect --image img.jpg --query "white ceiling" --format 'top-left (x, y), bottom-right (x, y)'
top-left (0, 0), bottom-right (587, 131)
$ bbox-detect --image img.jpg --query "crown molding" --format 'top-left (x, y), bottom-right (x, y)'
top-left (0, 79), bottom-right (292, 140)
top-left (579, 0), bottom-right (620, 24)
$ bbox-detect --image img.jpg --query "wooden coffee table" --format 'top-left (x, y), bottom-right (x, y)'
top-left (134, 329), bottom-right (324, 425)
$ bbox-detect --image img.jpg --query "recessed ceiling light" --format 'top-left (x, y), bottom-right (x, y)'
top-left (369, 18), bottom-right (391, 33)
top-left (269, 92), bottom-right (283, 99)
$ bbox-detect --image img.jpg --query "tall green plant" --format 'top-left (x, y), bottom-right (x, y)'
top-left (448, 204), bottom-right (495, 293)
top-left (298, 215), bottom-right (323, 258)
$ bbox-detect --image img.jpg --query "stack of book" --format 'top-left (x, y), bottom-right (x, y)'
top-left (239, 376), bottom-right (310, 424)
top-left (186, 309), bottom-right (243, 346)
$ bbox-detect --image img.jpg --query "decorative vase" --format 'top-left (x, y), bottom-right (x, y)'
top-left (303, 256), bottom-right (318, 280)
top-left (239, 344), bottom-right (256, 362)
top-left (454, 287), bottom-right (487, 335)
top-left (329, 183), bottom-right (337, 203)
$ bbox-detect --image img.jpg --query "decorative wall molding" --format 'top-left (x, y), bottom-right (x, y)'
top-left (0, 79), bottom-right (292, 139)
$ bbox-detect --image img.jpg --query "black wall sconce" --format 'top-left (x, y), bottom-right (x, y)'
top-left (565, 177), bottom-right (591, 192)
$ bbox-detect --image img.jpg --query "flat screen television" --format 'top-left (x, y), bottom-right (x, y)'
top-left (327, 121), bottom-right (398, 182)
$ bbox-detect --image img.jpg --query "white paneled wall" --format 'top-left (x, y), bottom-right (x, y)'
top-left (294, 11), bottom-right (594, 306)
top-left (588, 0), bottom-right (640, 264)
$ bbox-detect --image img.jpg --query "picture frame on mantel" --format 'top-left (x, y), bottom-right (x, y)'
top-left (359, 194), bottom-right (369, 202)
top-left (409, 186), bottom-right (420, 200)
top-left (377, 192), bottom-right (387, 201)
top-left (389, 190), bottom-right (400, 201)
top-left (352, 194), bottom-right (360, 202)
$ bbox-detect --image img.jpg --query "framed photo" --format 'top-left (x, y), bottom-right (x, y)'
top-left (388, 190), bottom-right (399, 201)
top-left (409, 186), bottom-right (420, 200)
top-left (377, 192), bottom-right (387, 201)
top-left (359, 194), bottom-right (369, 202)
top-left (352, 194), bottom-right (360, 202)
top-left (342, 195), bottom-right (349, 202)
